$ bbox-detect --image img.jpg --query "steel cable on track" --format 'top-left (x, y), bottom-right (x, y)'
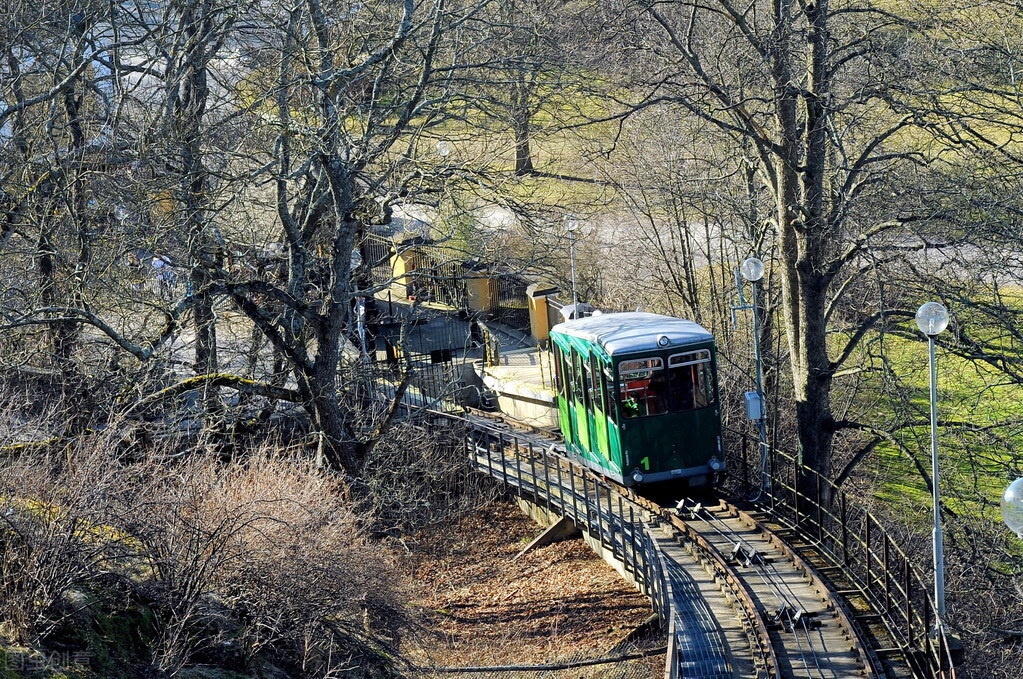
top-left (678, 500), bottom-right (826, 676)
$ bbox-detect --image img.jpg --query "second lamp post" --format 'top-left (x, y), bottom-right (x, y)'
top-left (916, 301), bottom-right (950, 630)
top-left (565, 215), bottom-right (579, 310)
top-left (740, 257), bottom-right (768, 482)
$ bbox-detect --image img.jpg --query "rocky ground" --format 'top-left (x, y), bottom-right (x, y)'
top-left (401, 499), bottom-right (662, 677)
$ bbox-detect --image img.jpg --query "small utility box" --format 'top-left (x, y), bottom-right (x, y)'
top-left (744, 391), bottom-right (763, 420)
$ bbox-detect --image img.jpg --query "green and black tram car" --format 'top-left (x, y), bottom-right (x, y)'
top-left (549, 312), bottom-right (723, 487)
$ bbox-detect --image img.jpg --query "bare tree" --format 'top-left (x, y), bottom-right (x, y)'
top-left (577, 0), bottom-right (1023, 478)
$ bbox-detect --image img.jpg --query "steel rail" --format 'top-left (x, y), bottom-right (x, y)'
top-left (678, 500), bottom-right (846, 679)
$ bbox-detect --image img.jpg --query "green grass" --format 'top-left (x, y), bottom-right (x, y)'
top-left (845, 318), bottom-right (1023, 531)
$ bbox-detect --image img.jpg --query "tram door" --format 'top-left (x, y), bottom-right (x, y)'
top-left (570, 349), bottom-right (591, 453)
top-left (587, 354), bottom-right (612, 466)
top-left (554, 347), bottom-right (572, 442)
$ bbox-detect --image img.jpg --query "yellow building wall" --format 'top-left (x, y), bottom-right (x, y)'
top-left (466, 275), bottom-right (498, 312)
top-left (529, 294), bottom-right (551, 342)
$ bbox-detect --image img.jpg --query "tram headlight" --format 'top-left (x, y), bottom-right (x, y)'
top-left (631, 470), bottom-right (645, 484)
top-left (708, 456), bottom-right (722, 471)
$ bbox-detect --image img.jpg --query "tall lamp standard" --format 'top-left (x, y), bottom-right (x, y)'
top-left (739, 257), bottom-right (768, 487)
top-left (565, 215), bottom-right (579, 311)
top-left (916, 301), bottom-right (950, 631)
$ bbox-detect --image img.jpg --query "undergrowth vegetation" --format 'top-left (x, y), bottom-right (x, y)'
top-left (0, 434), bottom-right (404, 678)
top-left (0, 385), bottom-right (500, 679)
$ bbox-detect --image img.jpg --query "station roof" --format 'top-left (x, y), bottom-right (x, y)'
top-left (550, 312), bottom-right (713, 357)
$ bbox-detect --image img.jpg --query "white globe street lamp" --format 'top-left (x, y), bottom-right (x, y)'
top-left (435, 140), bottom-right (453, 157)
top-left (916, 301), bottom-right (950, 336)
top-left (917, 301), bottom-right (950, 631)
top-left (740, 256), bottom-right (765, 284)
top-left (1002, 478), bottom-right (1023, 538)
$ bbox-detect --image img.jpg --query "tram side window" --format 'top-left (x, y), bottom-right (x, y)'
top-left (581, 358), bottom-right (593, 409)
top-left (667, 350), bottom-right (714, 412)
top-left (554, 346), bottom-right (565, 397)
top-left (558, 348), bottom-right (573, 401)
top-left (604, 366), bottom-right (617, 422)
top-left (618, 357), bottom-right (668, 418)
top-left (572, 350), bottom-right (586, 406)
top-left (587, 354), bottom-right (602, 412)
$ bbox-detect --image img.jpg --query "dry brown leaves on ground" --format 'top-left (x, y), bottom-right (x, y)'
top-left (401, 499), bottom-right (656, 671)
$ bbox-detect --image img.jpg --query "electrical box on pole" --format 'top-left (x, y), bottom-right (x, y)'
top-left (744, 391), bottom-right (763, 420)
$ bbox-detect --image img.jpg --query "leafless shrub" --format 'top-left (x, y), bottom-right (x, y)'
top-left (0, 433), bottom-right (131, 645)
top-left (122, 449), bottom-right (403, 676)
top-left (355, 417), bottom-right (501, 535)
top-left (0, 424), bottom-right (406, 678)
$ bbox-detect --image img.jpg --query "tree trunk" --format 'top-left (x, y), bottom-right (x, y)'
top-left (511, 72), bottom-right (534, 175)
top-left (770, 0), bottom-right (837, 476)
top-left (171, 0), bottom-right (227, 434)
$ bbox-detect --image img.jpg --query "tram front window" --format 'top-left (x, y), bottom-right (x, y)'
top-left (668, 350), bottom-right (714, 412)
top-left (618, 357), bottom-right (668, 418)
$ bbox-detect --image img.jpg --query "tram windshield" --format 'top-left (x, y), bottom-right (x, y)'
top-left (667, 350), bottom-right (714, 411)
top-left (618, 350), bottom-right (714, 418)
top-left (619, 357), bottom-right (667, 418)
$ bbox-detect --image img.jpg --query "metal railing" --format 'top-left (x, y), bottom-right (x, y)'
top-left (410, 408), bottom-right (679, 677)
top-left (730, 433), bottom-right (958, 679)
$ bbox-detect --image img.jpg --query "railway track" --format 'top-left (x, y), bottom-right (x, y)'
top-left (452, 408), bottom-right (911, 679)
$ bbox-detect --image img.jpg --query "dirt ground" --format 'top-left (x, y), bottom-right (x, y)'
top-left (401, 499), bottom-right (661, 675)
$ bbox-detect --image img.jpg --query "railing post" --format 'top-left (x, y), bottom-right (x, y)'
top-left (864, 515), bottom-right (872, 591)
top-left (883, 535), bottom-right (891, 614)
top-left (815, 472), bottom-right (822, 541)
top-left (557, 457), bottom-right (567, 516)
top-left (537, 443), bottom-right (552, 512)
top-left (583, 475), bottom-right (591, 535)
top-left (629, 506), bottom-right (638, 578)
top-left (841, 494), bottom-right (848, 565)
top-left (597, 484), bottom-right (605, 548)
top-left (793, 455), bottom-right (801, 528)
top-left (617, 495), bottom-right (625, 560)
top-left (485, 435), bottom-right (499, 491)
top-left (528, 442), bottom-right (538, 502)
top-left (642, 532), bottom-right (652, 594)
top-left (905, 558), bottom-right (913, 648)
top-left (570, 468), bottom-right (578, 523)
top-left (923, 596), bottom-right (933, 670)
top-left (741, 435), bottom-right (750, 496)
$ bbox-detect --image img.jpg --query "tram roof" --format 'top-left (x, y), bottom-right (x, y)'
top-left (550, 312), bottom-right (713, 356)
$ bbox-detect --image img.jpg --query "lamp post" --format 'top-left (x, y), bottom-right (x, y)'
top-left (739, 257), bottom-right (768, 486)
top-left (565, 214), bottom-right (578, 311)
top-left (916, 301), bottom-right (950, 630)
